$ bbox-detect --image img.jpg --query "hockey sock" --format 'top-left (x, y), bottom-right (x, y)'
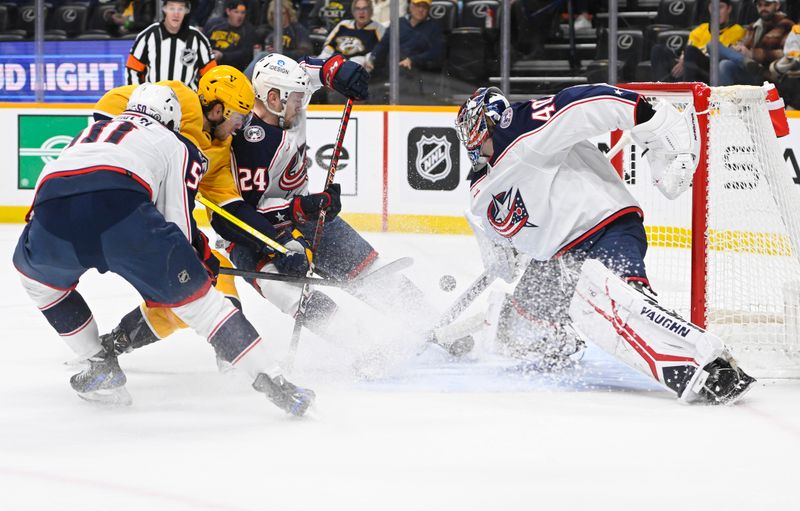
top-left (30, 286), bottom-right (101, 359)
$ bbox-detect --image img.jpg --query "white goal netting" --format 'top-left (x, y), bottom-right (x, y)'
top-left (618, 83), bottom-right (800, 378)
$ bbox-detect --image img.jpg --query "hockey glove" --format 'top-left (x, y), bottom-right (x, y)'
top-left (322, 55), bottom-right (370, 100)
top-left (291, 184), bottom-right (342, 224)
top-left (273, 229), bottom-right (313, 277)
top-left (193, 231), bottom-right (220, 284)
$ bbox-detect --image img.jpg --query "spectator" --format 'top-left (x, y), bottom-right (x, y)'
top-left (205, 0), bottom-right (258, 71)
top-left (650, 0), bottom-right (745, 83)
top-left (318, 0), bottom-right (384, 66)
top-left (718, 0), bottom-right (794, 86)
top-left (103, 0), bottom-right (156, 37)
top-left (372, 0), bottom-right (406, 27)
top-left (770, 24), bottom-right (800, 108)
top-left (308, 0), bottom-right (353, 34)
top-left (126, 0), bottom-right (217, 88)
top-left (366, 0), bottom-right (443, 75)
top-left (246, 0), bottom-right (314, 75)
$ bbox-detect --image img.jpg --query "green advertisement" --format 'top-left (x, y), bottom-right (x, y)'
top-left (18, 115), bottom-right (91, 189)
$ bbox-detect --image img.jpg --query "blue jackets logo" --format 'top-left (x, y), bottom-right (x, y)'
top-left (487, 187), bottom-right (537, 238)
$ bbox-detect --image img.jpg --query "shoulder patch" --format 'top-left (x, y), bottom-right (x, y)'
top-left (244, 125), bottom-right (265, 143)
top-left (499, 107), bottom-right (513, 129)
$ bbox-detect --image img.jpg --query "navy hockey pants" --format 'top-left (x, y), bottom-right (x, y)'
top-left (511, 213), bottom-right (649, 326)
top-left (13, 189), bottom-right (211, 307)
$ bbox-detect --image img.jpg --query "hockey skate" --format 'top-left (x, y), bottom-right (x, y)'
top-left (687, 357), bottom-right (757, 405)
top-left (253, 373), bottom-right (315, 417)
top-left (69, 339), bottom-right (132, 406)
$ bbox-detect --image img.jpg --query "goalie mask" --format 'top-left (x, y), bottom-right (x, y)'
top-left (456, 87), bottom-right (510, 161)
top-left (126, 83), bottom-right (182, 132)
top-left (251, 53), bottom-right (313, 128)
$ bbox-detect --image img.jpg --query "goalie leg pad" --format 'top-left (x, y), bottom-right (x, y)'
top-left (569, 259), bottom-right (726, 400)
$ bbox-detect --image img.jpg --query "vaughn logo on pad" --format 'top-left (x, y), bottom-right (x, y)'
top-left (407, 127), bottom-right (459, 191)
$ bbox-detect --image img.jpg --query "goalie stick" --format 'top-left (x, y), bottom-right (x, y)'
top-left (425, 270), bottom-right (496, 356)
top-left (286, 98), bottom-right (354, 371)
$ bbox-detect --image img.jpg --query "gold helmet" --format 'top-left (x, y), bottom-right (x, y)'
top-left (197, 65), bottom-right (255, 119)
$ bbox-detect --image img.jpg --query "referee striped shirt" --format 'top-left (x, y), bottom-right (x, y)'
top-left (127, 22), bottom-right (217, 89)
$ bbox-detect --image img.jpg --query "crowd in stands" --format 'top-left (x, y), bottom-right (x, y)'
top-left (2, 0), bottom-right (800, 106)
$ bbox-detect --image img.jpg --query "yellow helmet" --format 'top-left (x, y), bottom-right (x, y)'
top-left (197, 65), bottom-right (255, 119)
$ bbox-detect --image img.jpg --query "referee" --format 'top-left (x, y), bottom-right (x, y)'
top-left (126, 0), bottom-right (217, 89)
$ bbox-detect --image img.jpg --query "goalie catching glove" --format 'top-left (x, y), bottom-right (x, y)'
top-left (630, 99), bottom-right (700, 200)
top-left (322, 55), bottom-right (370, 100)
top-left (291, 183), bottom-right (342, 224)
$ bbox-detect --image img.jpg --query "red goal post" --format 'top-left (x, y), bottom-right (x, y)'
top-left (610, 82), bottom-right (800, 378)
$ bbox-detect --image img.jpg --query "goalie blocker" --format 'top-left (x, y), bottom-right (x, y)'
top-left (569, 259), bottom-right (755, 404)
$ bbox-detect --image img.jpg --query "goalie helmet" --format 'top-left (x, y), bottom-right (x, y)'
top-left (198, 65), bottom-right (255, 120)
top-left (455, 86), bottom-right (510, 151)
top-left (126, 83), bottom-right (182, 132)
top-left (251, 53), bottom-right (313, 121)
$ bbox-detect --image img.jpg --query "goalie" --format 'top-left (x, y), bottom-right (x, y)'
top-left (455, 84), bottom-right (755, 404)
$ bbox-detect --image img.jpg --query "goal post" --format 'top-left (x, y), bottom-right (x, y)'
top-left (611, 82), bottom-right (800, 378)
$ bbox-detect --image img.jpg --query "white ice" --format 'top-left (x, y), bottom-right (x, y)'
top-left (0, 225), bottom-right (798, 511)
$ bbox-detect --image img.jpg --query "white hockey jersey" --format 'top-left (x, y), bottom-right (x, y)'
top-left (33, 112), bottom-right (201, 242)
top-left (469, 84), bottom-right (644, 261)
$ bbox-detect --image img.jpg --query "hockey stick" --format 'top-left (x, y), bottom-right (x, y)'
top-left (219, 256), bottom-right (414, 289)
top-left (196, 194), bottom-right (287, 255)
top-left (286, 98), bottom-right (354, 371)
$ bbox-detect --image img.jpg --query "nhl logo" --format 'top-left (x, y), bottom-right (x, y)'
top-left (178, 270), bottom-right (190, 284)
top-left (415, 135), bottom-right (452, 183)
top-left (181, 48), bottom-right (198, 66)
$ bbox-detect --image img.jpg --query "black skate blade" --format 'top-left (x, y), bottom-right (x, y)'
top-left (76, 387), bottom-right (133, 407)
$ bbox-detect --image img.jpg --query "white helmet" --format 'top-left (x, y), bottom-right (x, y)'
top-left (126, 83), bottom-right (182, 132)
top-left (251, 53), bottom-right (313, 124)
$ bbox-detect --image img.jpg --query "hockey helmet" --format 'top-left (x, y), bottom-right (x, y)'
top-left (456, 87), bottom-right (510, 151)
top-left (126, 83), bottom-right (182, 132)
top-left (251, 53), bottom-right (313, 121)
top-left (198, 65), bottom-right (255, 126)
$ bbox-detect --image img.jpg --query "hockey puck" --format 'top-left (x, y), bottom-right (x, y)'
top-left (439, 274), bottom-right (457, 292)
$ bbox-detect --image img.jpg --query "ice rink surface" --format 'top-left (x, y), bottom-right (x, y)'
top-left (1, 224), bottom-right (798, 511)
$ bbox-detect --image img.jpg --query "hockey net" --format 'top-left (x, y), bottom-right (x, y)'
top-left (612, 82), bottom-right (800, 378)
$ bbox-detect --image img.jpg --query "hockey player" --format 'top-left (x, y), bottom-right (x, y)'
top-left (214, 53), bottom-right (459, 354)
top-left (13, 84), bottom-right (314, 415)
top-left (91, 66), bottom-right (312, 357)
top-left (455, 84), bottom-right (755, 404)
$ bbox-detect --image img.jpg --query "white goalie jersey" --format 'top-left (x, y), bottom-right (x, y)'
top-left (468, 84), bottom-right (645, 261)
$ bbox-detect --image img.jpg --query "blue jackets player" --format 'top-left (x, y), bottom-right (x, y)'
top-left (456, 84), bottom-right (755, 404)
top-left (210, 53), bottom-right (460, 353)
top-left (13, 84), bottom-right (314, 415)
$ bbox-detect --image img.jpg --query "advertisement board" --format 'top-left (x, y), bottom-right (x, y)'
top-left (0, 40), bottom-right (129, 102)
top-left (3, 104), bottom-right (800, 235)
